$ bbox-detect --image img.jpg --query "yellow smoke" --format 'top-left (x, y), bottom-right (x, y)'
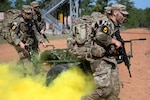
top-left (0, 62), bottom-right (96, 100)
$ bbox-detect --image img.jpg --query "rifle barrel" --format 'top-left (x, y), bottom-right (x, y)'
top-left (128, 67), bottom-right (132, 77)
top-left (43, 34), bottom-right (50, 43)
top-left (124, 38), bottom-right (146, 42)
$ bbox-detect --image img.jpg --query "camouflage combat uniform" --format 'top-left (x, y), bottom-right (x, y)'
top-left (1, 9), bottom-right (21, 44)
top-left (9, 5), bottom-right (44, 75)
top-left (30, 1), bottom-right (46, 34)
top-left (81, 4), bottom-right (129, 100)
top-left (81, 16), bottom-right (119, 100)
top-left (67, 11), bottom-right (120, 100)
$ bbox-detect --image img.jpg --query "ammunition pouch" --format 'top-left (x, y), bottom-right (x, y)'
top-left (26, 37), bottom-right (34, 45)
top-left (105, 45), bottom-right (118, 56)
top-left (91, 43), bottom-right (106, 58)
top-left (70, 45), bottom-right (92, 59)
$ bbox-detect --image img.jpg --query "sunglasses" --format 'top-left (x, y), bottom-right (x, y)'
top-left (26, 13), bottom-right (32, 15)
top-left (34, 6), bottom-right (40, 9)
top-left (120, 12), bottom-right (128, 17)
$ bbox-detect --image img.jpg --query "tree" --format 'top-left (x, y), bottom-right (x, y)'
top-left (92, 3), bottom-right (103, 12)
top-left (114, 0), bottom-right (134, 11)
top-left (39, 0), bottom-right (53, 8)
top-left (14, 0), bottom-right (26, 10)
top-left (0, 0), bottom-right (12, 11)
top-left (80, 0), bottom-right (95, 15)
top-left (125, 8), bottom-right (139, 28)
top-left (1, 0), bottom-right (149, 28)
top-left (144, 8), bottom-right (150, 28)
top-left (94, 0), bottom-right (111, 12)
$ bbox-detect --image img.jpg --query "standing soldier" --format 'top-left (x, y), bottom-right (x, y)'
top-left (30, 1), bottom-right (46, 36)
top-left (79, 4), bottom-right (129, 100)
top-left (9, 5), bottom-right (46, 76)
top-left (49, 23), bottom-right (55, 35)
top-left (0, 9), bottom-right (21, 44)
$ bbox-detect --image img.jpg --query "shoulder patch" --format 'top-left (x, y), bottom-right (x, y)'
top-left (101, 26), bottom-right (109, 34)
top-left (12, 25), bottom-right (17, 30)
top-left (11, 22), bottom-right (18, 30)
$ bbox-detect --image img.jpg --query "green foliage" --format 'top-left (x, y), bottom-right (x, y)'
top-left (14, 0), bottom-right (26, 10)
top-left (0, 0), bottom-right (150, 28)
top-left (123, 7), bottom-right (150, 28)
top-left (95, 0), bottom-right (111, 12)
top-left (0, 0), bottom-right (12, 11)
top-left (124, 8), bottom-right (139, 28)
top-left (39, 0), bottom-right (53, 8)
top-left (80, 0), bottom-right (95, 15)
top-left (93, 4), bottom-right (103, 12)
top-left (144, 8), bottom-right (150, 28)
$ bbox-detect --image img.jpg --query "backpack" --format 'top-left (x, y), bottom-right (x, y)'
top-left (67, 12), bottom-right (108, 61)
top-left (1, 9), bottom-right (21, 44)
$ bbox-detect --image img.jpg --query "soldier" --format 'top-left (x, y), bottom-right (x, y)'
top-left (49, 23), bottom-right (55, 35)
top-left (9, 5), bottom-right (46, 76)
top-left (0, 9), bottom-right (21, 44)
top-left (81, 4), bottom-right (129, 100)
top-left (30, 1), bottom-right (46, 35)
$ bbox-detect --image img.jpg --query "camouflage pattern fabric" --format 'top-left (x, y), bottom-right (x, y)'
top-left (8, 7), bottom-right (44, 75)
top-left (1, 9), bottom-right (21, 44)
top-left (31, 1), bottom-right (46, 33)
top-left (67, 12), bottom-right (110, 60)
top-left (17, 55), bottom-right (40, 76)
top-left (81, 58), bottom-right (120, 100)
top-left (0, 6), bottom-right (44, 76)
top-left (67, 12), bottom-right (120, 100)
top-left (32, 13), bottom-right (46, 32)
top-left (14, 16), bottom-right (41, 72)
top-left (81, 18), bottom-right (120, 100)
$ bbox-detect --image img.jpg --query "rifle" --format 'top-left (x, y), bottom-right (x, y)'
top-left (42, 33), bottom-right (50, 43)
top-left (25, 45), bottom-right (39, 62)
top-left (115, 30), bottom-right (146, 77)
top-left (25, 45), bottom-right (31, 52)
top-left (118, 40), bottom-right (132, 77)
top-left (32, 18), bottom-right (50, 43)
top-left (24, 45), bottom-right (32, 61)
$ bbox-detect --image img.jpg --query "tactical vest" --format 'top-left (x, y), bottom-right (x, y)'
top-left (16, 17), bottom-right (38, 46)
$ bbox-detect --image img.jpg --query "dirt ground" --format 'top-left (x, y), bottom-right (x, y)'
top-left (0, 28), bottom-right (150, 100)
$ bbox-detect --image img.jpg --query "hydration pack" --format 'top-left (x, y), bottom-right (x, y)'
top-left (67, 12), bottom-right (108, 60)
top-left (0, 9), bottom-right (21, 44)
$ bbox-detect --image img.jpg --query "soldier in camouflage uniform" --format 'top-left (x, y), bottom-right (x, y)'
top-left (9, 5), bottom-right (46, 75)
top-left (0, 9), bottom-right (21, 44)
top-left (81, 4), bottom-right (129, 100)
top-left (30, 1), bottom-right (46, 35)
